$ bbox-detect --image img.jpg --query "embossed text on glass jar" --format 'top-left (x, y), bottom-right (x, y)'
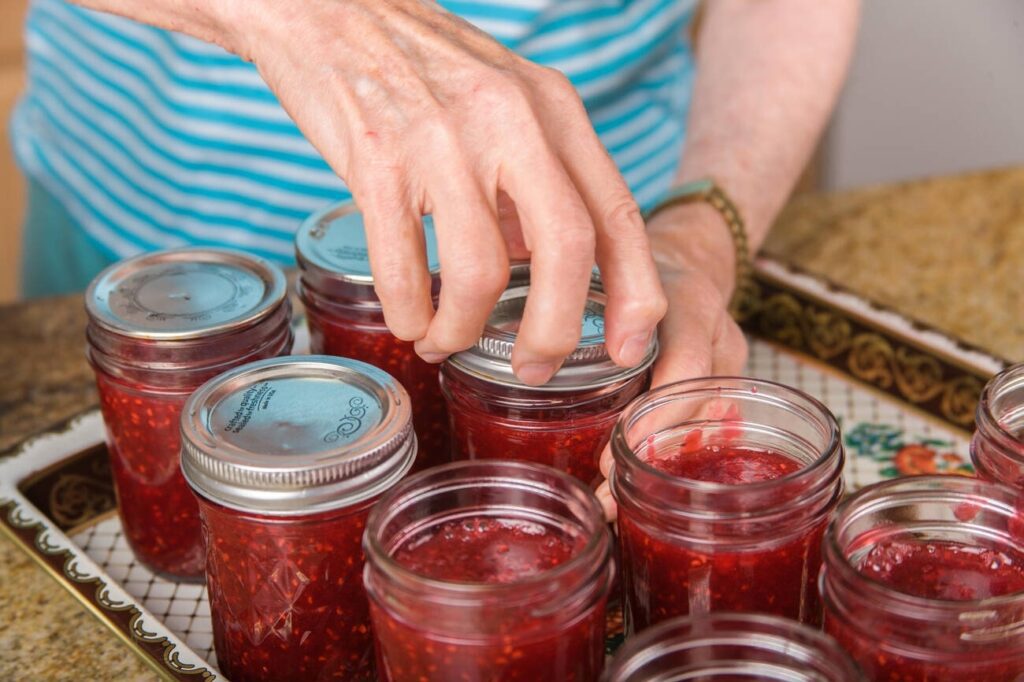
top-left (822, 475), bottom-right (1024, 682)
top-left (364, 460), bottom-right (614, 682)
top-left (442, 286), bottom-right (654, 487)
top-left (972, 363), bottom-right (1024, 489)
top-left (296, 201), bottom-right (448, 471)
top-left (603, 613), bottom-right (864, 682)
top-left (610, 378), bottom-right (844, 631)
top-left (181, 356), bottom-right (416, 682)
top-left (85, 248), bottom-right (291, 579)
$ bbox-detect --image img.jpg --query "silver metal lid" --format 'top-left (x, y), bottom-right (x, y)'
top-left (506, 261), bottom-right (604, 292)
top-left (295, 200), bottom-right (440, 297)
top-left (180, 355), bottom-right (416, 514)
top-left (85, 248), bottom-right (287, 341)
top-left (447, 286), bottom-right (656, 390)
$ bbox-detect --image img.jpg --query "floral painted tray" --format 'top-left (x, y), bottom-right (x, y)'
top-left (0, 256), bottom-right (1009, 681)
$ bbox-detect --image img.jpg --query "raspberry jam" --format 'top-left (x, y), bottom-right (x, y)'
top-left (610, 378), bottom-right (844, 632)
top-left (603, 613), bottom-right (864, 682)
top-left (296, 202), bottom-right (448, 470)
top-left (822, 476), bottom-right (1024, 681)
top-left (972, 363), bottom-right (1024, 490)
top-left (442, 286), bottom-right (653, 487)
top-left (181, 356), bottom-right (416, 682)
top-left (85, 248), bottom-right (291, 579)
top-left (364, 461), bottom-right (614, 682)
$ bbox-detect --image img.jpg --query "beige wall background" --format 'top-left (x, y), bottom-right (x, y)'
top-left (1, 0), bottom-right (26, 303)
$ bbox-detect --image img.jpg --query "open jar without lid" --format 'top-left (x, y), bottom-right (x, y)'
top-left (363, 460), bottom-right (614, 682)
top-left (602, 613), bottom-right (864, 682)
top-left (180, 355), bottom-right (416, 682)
top-left (972, 362), bottom-right (1024, 489)
top-left (610, 377), bottom-right (844, 632)
top-left (822, 475), bottom-right (1024, 682)
top-left (296, 201), bottom-right (449, 471)
top-left (442, 285), bottom-right (655, 487)
top-left (84, 248), bottom-right (291, 579)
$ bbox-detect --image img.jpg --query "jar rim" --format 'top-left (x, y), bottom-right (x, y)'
top-left (604, 612), bottom-right (863, 681)
top-left (978, 363), bottom-right (1024, 458)
top-left (364, 460), bottom-right (611, 599)
top-left (610, 376), bottom-right (842, 497)
top-left (824, 475), bottom-right (1024, 615)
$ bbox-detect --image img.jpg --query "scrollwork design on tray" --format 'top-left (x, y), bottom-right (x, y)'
top-left (49, 472), bottom-right (116, 529)
top-left (892, 347), bottom-right (945, 404)
top-left (847, 334), bottom-right (895, 388)
top-left (941, 375), bottom-right (985, 428)
top-left (0, 498), bottom-right (217, 680)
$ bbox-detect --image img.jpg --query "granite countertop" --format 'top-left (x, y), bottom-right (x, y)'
top-left (1, 166), bottom-right (1022, 679)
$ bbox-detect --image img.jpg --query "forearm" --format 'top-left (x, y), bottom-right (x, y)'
top-left (657, 0), bottom-right (859, 283)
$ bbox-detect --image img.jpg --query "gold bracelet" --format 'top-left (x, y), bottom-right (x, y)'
top-left (643, 178), bottom-right (758, 320)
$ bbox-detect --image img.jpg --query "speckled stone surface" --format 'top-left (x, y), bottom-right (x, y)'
top-left (765, 166), bottom-right (1024, 363)
top-left (1, 167), bottom-right (1021, 678)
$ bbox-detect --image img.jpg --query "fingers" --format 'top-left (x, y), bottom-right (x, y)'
top-left (502, 142), bottom-right (596, 386)
top-left (532, 68), bottom-right (667, 368)
top-left (595, 480), bottom-right (617, 523)
top-left (414, 145), bottom-right (510, 362)
top-left (356, 186), bottom-right (436, 341)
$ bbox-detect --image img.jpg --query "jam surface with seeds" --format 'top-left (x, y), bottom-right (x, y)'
top-left (306, 307), bottom-right (448, 471)
top-left (200, 499), bottom-right (376, 682)
top-left (95, 371), bottom-right (204, 578)
top-left (619, 442), bottom-right (827, 630)
top-left (372, 515), bottom-right (606, 681)
top-left (826, 537), bottom-right (1024, 681)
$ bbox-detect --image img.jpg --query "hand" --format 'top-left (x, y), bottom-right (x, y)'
top-left (595, 202), bottom-right (748, 518)
top-left (227, 0), bottom-right (666, 384)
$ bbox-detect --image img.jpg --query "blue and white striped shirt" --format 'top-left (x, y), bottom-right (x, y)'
top-left (13, 0), bottom-right (696, 264)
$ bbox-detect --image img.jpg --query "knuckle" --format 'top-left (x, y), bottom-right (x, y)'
top-left (428, 325), bottom-right (482, 355)
top-left (603, 195), bottom-right (644, 233)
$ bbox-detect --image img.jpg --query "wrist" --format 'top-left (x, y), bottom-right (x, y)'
top-left (648, 202), bottom-right (738, 298)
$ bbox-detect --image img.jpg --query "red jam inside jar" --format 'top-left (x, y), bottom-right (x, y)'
top-left (364, 461), bottom-right (614, 682)
top-left (296, 202), bottom-right (449, 470)
top-left (442, 286), bottom-right (653, 487)
top-left (181, 356), bottom-right (416, 682)
top-left (85, 249), bottom-right (291, 579)
top-left (611, 378), bottom-right (844, 632)
top-left (823, 476), bottom-right (1024, 681)
top-left (972, 362), bottom-right (1024, 490)
top-left (603, 613), bottom-right (864, 682)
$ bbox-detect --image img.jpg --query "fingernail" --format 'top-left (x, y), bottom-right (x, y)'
top-left (419, 352), bottom-right (449, 364)
top-left (619, 330), bottom-right (653, 366)
top-left (517, 362), bottom-right (557, 386)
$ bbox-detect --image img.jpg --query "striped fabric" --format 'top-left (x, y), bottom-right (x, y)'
top-left (12, 0), bottom-right (696, 264)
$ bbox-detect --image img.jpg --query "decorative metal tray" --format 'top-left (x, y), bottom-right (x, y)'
top-left (0, 257), bottom-right (1009, 681)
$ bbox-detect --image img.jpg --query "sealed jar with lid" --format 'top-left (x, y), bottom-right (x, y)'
top-left (181, 356), bottom-right (416, 682)
top-left (85, 248), bottom-right (292, 579)
top-left (610, 378), bottom-right (844, 631)
top-left (972, 362), bottom-right (1024, 489)
top-left (364, 460), bottom-right (614, 682)
top-left (296, 201), bottom-right (448, 470)
top-left (603, 613), bottom-right (864, 682)
top-left (442, 286), bottom-right (654, 487)
top-left (822, 476), bottom-right (1024, 681)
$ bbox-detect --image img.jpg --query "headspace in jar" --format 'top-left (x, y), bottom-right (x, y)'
top-left (602, 613), bottom-right (864, 682)
top-left (442, 286), bottom-right (655, 487)
top-left (180, 356), bottom-right (416, 682)
top-left (822, 475), bottom-right (1024, 682)
top-left (296, 201), bottom-right (449, 471)
top-left (85, 248), bottom-right (291, 579)
top-left (972, 362), bottom-right (1024, 489)
top-left (364, 460), bottom-right (614, 682)
top-left (610, 377), bottom-right (844, 631)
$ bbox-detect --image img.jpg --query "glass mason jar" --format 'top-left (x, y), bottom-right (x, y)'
top-left (603, 613), bottom-right (864, 682)
top-left (822, 475), bottom-right (1024, 682)
top-left (296, 201), bottom-right (448, 471)
top-left (180, 356), bottom-right (416, 682)
top-left (971, 362), bottom-right (1024, 489)
top-left (85, 248), bottom-right (291, 579)
top-left (442, 286), bottom-right (655, 487)
top-left (364, 460), bottom-right (614, 682)
top-left (610, 378), bottom-right (844, 632)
